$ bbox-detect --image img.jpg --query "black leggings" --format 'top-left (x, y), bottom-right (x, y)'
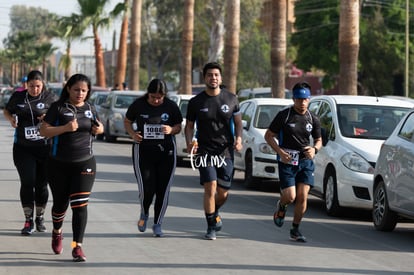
top-left (47, 157), bottom-right (96, 244)
top-left (13, 143), bottom-right (49, 214)
top-left (132, 143), bottom-right (176, 225)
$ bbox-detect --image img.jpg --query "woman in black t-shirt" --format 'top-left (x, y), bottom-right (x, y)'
top-left (40, 74), bottom-right (103, 262)
top-left (3, 70), bottom-right (57, 236)
top-left (124, 79), bottom-right (182, 237)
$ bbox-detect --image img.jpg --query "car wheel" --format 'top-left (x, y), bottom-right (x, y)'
top-left (324, 168), bottom-right (341, 216)
top-left (372, 180), bottom-right (398, 231)
top-left (244, 151), bottom-right (261, 189)
top-left (104, 121), bottom-right (116, 142)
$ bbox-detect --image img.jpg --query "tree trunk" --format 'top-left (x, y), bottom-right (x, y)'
top-left (114, 0), bottom-right (130, 90)
top-left (271, 0), bottom-right (286, 98)
top-left (179, 0), bottom-right (194, 95)
top-left (208, 21), bottom-right (224, 62)
top-left (223, 0), bottom-right (240, 94)
top-left (93, 26), bottom-right (106, 87)
top-left (64, 42), bottom-right (71, 81)
top-left (339, 0), bottom-right (359, 95)
top-left (129, 0), bottom-right (142, 91)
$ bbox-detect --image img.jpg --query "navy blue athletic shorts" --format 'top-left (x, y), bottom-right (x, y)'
top-left (278, 158), bottom-right (314, 190)
top-left (198, 155), bottom-right (234, 190)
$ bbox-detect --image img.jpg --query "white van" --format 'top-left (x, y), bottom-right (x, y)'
top-left (308, 95), bottom-right (414, 216)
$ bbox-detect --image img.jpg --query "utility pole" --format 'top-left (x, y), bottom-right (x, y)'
top-left (405, 0), bottom-right (409, 97)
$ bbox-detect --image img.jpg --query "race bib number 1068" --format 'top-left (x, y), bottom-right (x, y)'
top-left (143, 124), bottom-right (164, 139)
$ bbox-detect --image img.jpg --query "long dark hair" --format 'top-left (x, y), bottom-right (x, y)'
top-left (58, 74), bottom-right (92, 103)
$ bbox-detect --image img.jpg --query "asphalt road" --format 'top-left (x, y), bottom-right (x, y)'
top-left (1, 114), bottom-right (414, 275)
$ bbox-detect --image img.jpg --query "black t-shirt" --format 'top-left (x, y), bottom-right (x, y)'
top-left (186, 90), bottom-right (240, 155)
top-left (125, 96), bottom-right (183, 147)
top-left (6, 90), bottom-right (58, 147)
top-left (268, 106), bottom-right (321, 153)
top-left (43, 101), bottom-right (99, 162)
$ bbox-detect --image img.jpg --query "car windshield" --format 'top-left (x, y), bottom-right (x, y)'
top-left (254, 105), bottom-right (286, 129)
top-left (254, 92), bottom-right (272, 98)
top-left (95, 95), bottom-right (108, 105)
top-left (114, 95), bottom-right (138, 108)
top-left (337, 105), bottom-right (411, 139)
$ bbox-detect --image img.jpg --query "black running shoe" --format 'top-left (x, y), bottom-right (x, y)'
top-left (204, 227), bottom-right (216, 240)
top-left (290, 228), bottom-right (307, 242)
top-left (214, 214), bottom-right (222, 232)
top-left (35, 216), bottom-right (46, 232)
top-left (21, 220), bottom-right (34, 236)
top-left (273, 200), bottom-right (287, 227)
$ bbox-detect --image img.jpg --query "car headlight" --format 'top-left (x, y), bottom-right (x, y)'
top-left (112, 112), bottom-right (124, 121)
top-left (340, 152), bottom-right (374, 174)
top-left (259, 143), bottom-right (277, 155)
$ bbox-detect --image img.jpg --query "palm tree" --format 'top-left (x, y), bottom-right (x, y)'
top-left (114, 0), bottom-right (130, 90)
top-left (4, 31), bottom-right (38, 81)
top-left (129, 0), bottom-right (143, 91)
top-left (223, 0), bottom-right (240, 94)
top-left (57, 14), bottom-right (86, 81)
top-left (339, 0), bottom-right (359, 95)
top-left (77, 0), bottom-right (117, 87)
top-left (179, 0), bottom-right (194, 95)
top-left (270, 0), bottom-right (286, 98)
top-left (1, 49), bottom-right (19, 84)
top-left (35, 42), bottom-right (58, 82)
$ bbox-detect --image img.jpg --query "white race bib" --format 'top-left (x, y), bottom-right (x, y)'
top-left (143, 124), bottom-right (164, 139)
top-left (283, 148), bottom-right (299, 166)
top-left (24, 126), bottom-right (44, 141)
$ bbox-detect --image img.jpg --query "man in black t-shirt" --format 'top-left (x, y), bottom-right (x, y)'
top-left (264, 82), bottom-right (322, 242)
top-left (185, 62), bottom-right (243, 240)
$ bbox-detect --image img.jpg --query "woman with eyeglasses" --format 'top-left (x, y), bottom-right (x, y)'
top-left (124, 78), bottom-right (183, 237)
top-left (40, 73), bottom-right (104, 262)
top-left (3, 70), bottom-right (57, 236)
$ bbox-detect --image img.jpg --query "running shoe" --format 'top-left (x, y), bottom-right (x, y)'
top-left (204, 227), bottom-right (216, 240)
top-left (152, 224), bottom-right (164, 237)
top-left (51, 231), bottom-right (63, 254)
top-left (290, 228), bottom-right (307, 243)
top-left (72, 245), bottom-right (86, 262)
top-left (137, 213), bottom-right (148, 232)
top-left (214, 214), bottom-right (222, 232)
top-left (35, 216), bottom-right (46, 232)
top-left (273, 200), bottom-right (287, 227)
top-left (21, 219), bottom-right (34, 236)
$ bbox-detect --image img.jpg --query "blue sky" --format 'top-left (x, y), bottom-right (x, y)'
top-left (0, 0), bottom-right (122, 55)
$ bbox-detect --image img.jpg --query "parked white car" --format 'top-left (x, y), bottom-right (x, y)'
top-left (308, 95), bottom-right (414, 216)
top-left (168, 93), bottom-right (195, 164)
top-left (238, 87), bottom-right (291, 102)
top-left (373, 109), bottom-right (414, 231)
top-left (234, 98), bottom-right (292, 188)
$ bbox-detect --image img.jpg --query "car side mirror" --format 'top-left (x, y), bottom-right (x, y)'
top-left (242, 120), bottom-right (248, 130)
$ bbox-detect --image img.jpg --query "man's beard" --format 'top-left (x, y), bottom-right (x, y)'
top-left (206, 83), bottom-right (219, 89)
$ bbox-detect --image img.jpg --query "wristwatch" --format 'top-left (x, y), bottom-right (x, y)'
top-left (313, 146), bottom-right (318, 154)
